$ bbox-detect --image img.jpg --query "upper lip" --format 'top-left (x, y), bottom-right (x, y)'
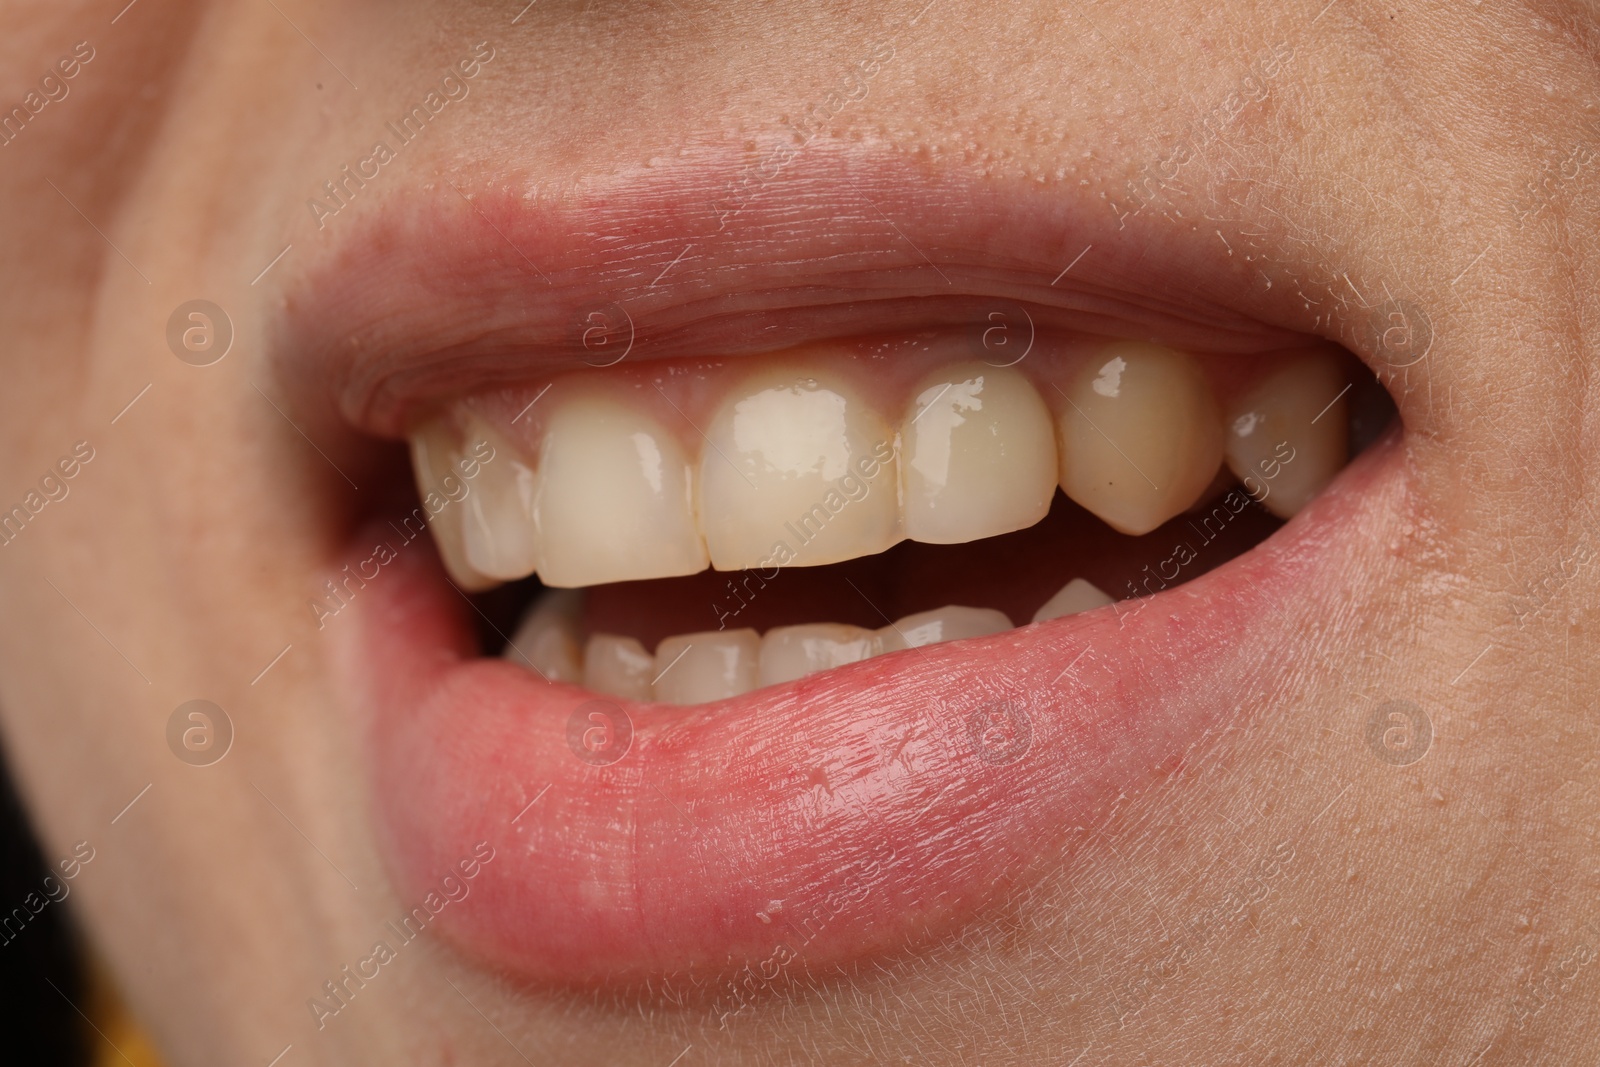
top-left (272, 143), bottom-right (1343, 441)
top-left (289, 143), bottom-right (1417, 986)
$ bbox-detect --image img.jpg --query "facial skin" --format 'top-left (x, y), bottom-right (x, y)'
top-left (0, 0), bottom-right (1597, 1063)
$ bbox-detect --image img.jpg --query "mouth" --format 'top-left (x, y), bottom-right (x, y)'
top-left (282, 148), bottom-right (1409, 990)
top-left (414, 335), bottom-right (1379, 694)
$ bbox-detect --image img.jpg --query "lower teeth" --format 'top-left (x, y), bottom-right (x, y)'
top-left (507, 596), bottom-right (1043, 705)
top-left (502, 576), bottom-right (1109, 706)
top-left (477, 473), bottom-right (1298, 704)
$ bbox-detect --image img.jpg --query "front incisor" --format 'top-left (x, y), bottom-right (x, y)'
top-left (505, 590), bottom-right (584, 683)
top-left (583, 633), bottom-right (655, 701)
top-left (533, 391), bottom-right (709, 588)
top-left (1032, 577), bottom-right (1113, 622)
top-left (879, 606), bottom-right (1012, 652)
top-left (758, 624), bottom-right (882, 687)
top-left (653, 630), bottom-right (761, 704)
top-left (698, 368), bottom-right (901, 570)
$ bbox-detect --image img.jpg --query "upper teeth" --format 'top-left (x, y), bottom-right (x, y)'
top-left (698, 365), bottom-right (902, 570)
top-left (902, 362), bottom-right (1059, 544)
top-left (408, 342), bottom-right (1350, 591)
top-left (1055, 342), bottom-right (1225, 535)
top-left (522, 389), bottom-right (707, 587)
top-left (1222, 350), bottom-right (1348, 517)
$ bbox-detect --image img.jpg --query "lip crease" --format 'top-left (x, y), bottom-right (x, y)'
top-left (292, 147), bottom-right (1416, 987)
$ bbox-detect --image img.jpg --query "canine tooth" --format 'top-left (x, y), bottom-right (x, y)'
top-left (1056, 343), bottom-right (1224, 536)
top-left (1224, 353), bottom-right (1349, 518)
top-left (698, 368), bottom-right (900, 571)
top-left (652, 629), bottom-right (760, 704)
top-left (408, 417), bottom-right (497, 592)
top-left (901, 363), bottom-right (1057, 544)
top-left (758, 624), bottom-right (882, 687)
top-left (533, 391), bottom-right (708, 588)
top-left (459, 419), bottom-right (541, 581)
top-left (583, 633), bottom-right (655, 701)
top-left (1032, 577), bottom-right (1114, 623)
top-left (879, 606), bottom-right (1013, 653)
top-left (504, 589), bottom-right (584, 683)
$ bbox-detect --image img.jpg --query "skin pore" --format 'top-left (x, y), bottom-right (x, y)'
top-left (1, 0), bottom-right (1598, 1063)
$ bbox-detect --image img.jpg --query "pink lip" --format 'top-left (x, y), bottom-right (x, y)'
top-left (272, 145), bottom-right (1319, 441)
top-left (336, 437), bottom-right (1398, 987)
top-left (290, 147), bottom-right (1415, 986)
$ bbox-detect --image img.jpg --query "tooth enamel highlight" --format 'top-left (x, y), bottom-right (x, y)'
top-left (1032, 577), bottom-right (1114, 623)
top-left (879, 606), bottom-right (1013, 653)
top-left (459, 419), bottom-right (542, 581)
top-left (1056, 343), bottom-right (1225, 536)
top-left (758, 624), bottom-right (882, 687)
top-left (408, 417), bottom-right (498, 591)
top-left (698, 368), bottom-right (901, 570)
top-left (1224, 353), bottom-right (1349, 519)
top-left (901, 363), bottom-right (1057, 544)
top-left (533, 391), bottom-right (709, 588)
top-left (652, 629), bottom-right (760, 704)
top-left (582, 633), bottom-right (655, 701)
top-left (504, 590), bottom-right (584, 683)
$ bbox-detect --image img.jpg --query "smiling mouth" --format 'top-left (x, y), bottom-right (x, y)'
top-left (284, 151), bottom-right (1412, 988)
top-left (410, 336), bottom-right (1385, 703)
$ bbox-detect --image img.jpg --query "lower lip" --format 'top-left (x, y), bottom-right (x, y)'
top-left (341, 435), bottom-right (1399, 987)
